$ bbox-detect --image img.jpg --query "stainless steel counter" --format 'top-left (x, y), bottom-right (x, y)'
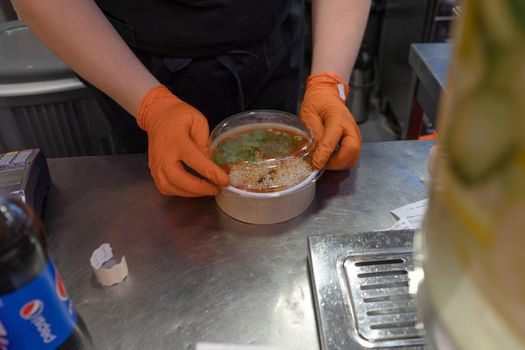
top-left (409, 42), bottom-right (451, 123)
top-left (43, 140), bottom-right (433, 350)
top-left (409, 43), bottom-right (450, 103)
top-left (403, 43), bottom-right (451, 139)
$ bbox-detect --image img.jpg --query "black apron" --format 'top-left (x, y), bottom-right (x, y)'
top-left (89, 0), bottom-right (305, 153)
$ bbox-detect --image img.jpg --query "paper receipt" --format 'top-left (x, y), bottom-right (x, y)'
top-left (90, 243), bottom-right (128, 287)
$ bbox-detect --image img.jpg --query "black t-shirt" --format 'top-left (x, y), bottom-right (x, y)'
top-left (95, 0), bottom-right (294, 57)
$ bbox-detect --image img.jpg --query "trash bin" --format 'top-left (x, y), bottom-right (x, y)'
top-left (0, 20), bottom-right (118, 157)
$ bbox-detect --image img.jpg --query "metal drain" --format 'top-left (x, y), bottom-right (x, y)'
top-left (343, 252), bottom-right (425, 346)
top-left (308, 229), bottom-right (426, 349)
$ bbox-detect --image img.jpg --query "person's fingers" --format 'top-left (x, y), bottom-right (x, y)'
top-left (177, 114), bottom-right (229, 186)
top-left (188, 112), bottom-right (210, 150)
top-left (162, 162), bottom-right (221, 196)
top-left (181, 140), bottom-right (230, 187)
top-left (155, 175), bottom-right (204, 197)
top-left (190, 116), bottom-right (216, 160)
top-left (300, 109), bottom-right (324, 142)
top-left (312, 116), bottom-right (344, 169)
top-left (324, 131), bottom-right (361, 170)
top-left (150, 164), bottom-right (205, 197)
top-left (324, 118), bottom-right (361, 169)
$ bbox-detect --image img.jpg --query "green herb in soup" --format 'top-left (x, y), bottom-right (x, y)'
top-left (212, 125), bottom-right (313, 192)
top-left (212, 127), bottom-right (308, 166)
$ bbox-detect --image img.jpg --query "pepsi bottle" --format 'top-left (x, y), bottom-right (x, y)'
top-left (0, 196), bottom-right (92, 349)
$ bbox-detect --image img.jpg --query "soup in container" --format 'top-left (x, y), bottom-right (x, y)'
top-left (210, 110), bottom-right (320, 224)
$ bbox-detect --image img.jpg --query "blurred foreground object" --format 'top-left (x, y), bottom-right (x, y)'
top-left (0, 196), bottom-right (92, 348)
top-left (415, 1), bottom-right (525, 349)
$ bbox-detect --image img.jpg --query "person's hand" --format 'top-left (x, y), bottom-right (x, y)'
top-left (300, 72), bottom-right (362, 170)
top-left (137, 85), bottom-right (229, 196)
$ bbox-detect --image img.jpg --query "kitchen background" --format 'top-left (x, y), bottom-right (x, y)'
top-left (0, 0), bottom-right (458, 157)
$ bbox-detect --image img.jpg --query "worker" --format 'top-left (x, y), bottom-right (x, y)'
top-left (12, 0), bottom-right (370, 197)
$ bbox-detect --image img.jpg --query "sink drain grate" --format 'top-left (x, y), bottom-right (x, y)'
top-left (308, 230), bottom-right (426, 349)
top-left (343, 252), bottom-right (425, 346)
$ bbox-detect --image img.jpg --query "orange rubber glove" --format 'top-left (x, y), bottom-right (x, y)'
top-left (137, 85), bottom-right (229, 196)
top-left (300, 72), bottom-right (362, 170)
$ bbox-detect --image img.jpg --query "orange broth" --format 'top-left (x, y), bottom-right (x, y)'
top-left (212, 124), bottom-right (313, 192)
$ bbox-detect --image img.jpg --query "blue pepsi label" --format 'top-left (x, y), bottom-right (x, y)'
top-left (0, 260), bottom-right (77, 349)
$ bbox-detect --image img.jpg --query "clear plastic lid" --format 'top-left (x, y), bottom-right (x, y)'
top-left (210, 110), bottom-right (316, 193)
